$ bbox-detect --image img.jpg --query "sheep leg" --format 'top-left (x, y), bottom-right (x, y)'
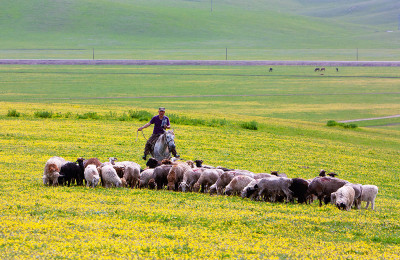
top-left (371, 200), bottom-right (375, 210)
top-left (365, 201), bottom-right (370, 209)
top-left (318, 196), bottom-right (323, 207)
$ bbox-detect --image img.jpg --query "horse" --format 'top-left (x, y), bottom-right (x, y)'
top-left (152, 130), bottom-right (176, 161)
top-left (320, 67), bottom-right (325, 72)
top-left (269, 68), bottom-right (273, 72)
top-left (314, 68), bottom-right (320, 72)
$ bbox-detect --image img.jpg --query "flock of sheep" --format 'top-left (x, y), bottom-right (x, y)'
top-left (43, 156), bottom-right (378, 211)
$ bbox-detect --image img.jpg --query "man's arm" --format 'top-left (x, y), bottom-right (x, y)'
top-left (138, 122), bottom-right (151, 131)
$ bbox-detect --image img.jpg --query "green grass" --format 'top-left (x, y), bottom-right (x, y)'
top-left (1, 0), bottom-right (400, 59)
top-left (0, 103), bottom-right (399, 258)
top-left (0, 63), bottom-right (399, 258)
top-left (1, 65), bottom-right (399, 128)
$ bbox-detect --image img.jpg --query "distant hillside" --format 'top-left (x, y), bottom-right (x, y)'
top-left (1, 0), bottom-right (399, 50)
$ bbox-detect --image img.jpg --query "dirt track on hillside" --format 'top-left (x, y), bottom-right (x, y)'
top-left (3, 59), bottom-right (400, 66)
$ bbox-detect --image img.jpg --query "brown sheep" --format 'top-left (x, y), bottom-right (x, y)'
top-left (43, 156), bottom-right (67, 186)
top-left (123, 165), bottom-right (140, 188)
top-left (83, 158), bottom-right (102, 168)
top-left (167, 162), bottom-right (192, 191)
top-left (307, 177), bottom-right (349, 206)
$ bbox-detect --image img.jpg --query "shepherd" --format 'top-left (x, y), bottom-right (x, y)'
top-left (137, 107), bottom-right (179, 160)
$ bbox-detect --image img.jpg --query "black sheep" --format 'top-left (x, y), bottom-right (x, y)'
top-left (194, 159), bottom-right (203, 168)
top-left (146, 157), bottom-right (160, 169)
top-left (76, 158), bottom-right (85, 185)
top-left (154, 165), bottom-right (173, 190)
top-left (59, 158), bottom-right (85, 186)
top-left (59, 162), bottom-right (82, 186)
top-left (289, 178), bottom-right (309, 204)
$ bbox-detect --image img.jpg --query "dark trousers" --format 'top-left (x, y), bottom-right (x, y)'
top-left (144, 133), bottom-right (162, 156)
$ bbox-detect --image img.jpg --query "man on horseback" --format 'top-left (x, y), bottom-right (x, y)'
top-left (137, 107), bottom-right (179, 160)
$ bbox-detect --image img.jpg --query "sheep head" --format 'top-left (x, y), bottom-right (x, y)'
top-left (194, 160), bottom-right (203, 167)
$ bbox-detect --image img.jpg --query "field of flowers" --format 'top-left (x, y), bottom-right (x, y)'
top-left (1, 101), bottom-right (399, 259)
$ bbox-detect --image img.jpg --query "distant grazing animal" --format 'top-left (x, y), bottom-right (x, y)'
top-left (336, 67), bottom-right (339, 72)
top-left (320, 67), bottom-right (325, 72)
top-left (269, 68), bottom-right (273, 72)
top-left (314, 68), bottom-right (320, 72)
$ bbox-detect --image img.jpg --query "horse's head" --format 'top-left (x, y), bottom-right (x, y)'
top-left (164, 130), bottom-right (176, 151)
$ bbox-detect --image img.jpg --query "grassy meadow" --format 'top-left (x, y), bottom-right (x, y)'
top-left (1, 0), bottom-right (400, 60)
top-left (0, 64), bottom-right (400, 258)
top-left (1, 0), bottom-right (400, 257)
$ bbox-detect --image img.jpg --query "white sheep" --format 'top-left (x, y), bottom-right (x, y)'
top-left (84, 164), bottom-right (100, 188)
top-left (98, 165), bottom-right (122, 188)
top-left (225, 175), bottom-right (255, 196)
top-left (332, 185), bottom-right (355, 211)
top-left (361, 185), bottom-right (378, 210)
top-left (43, 156), bottom-right (67, 186)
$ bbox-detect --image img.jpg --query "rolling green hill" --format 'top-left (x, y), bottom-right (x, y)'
top-left (1, 0), bottom-right (399, 53)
